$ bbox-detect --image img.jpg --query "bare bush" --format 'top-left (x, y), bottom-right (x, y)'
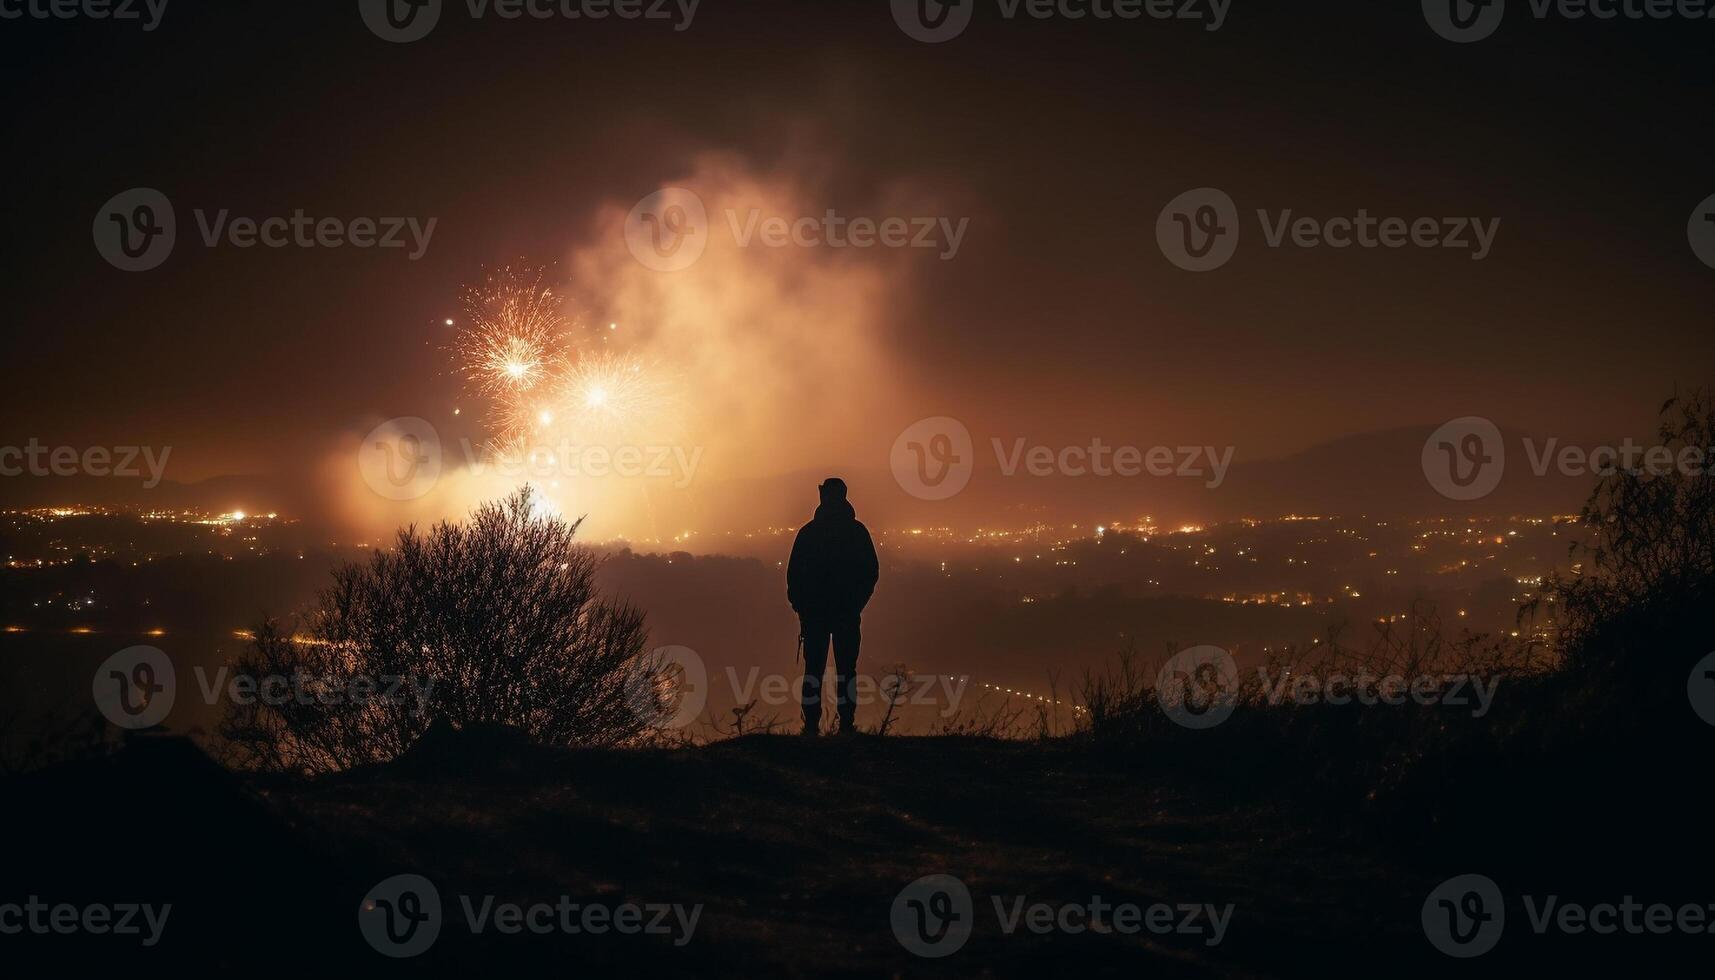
top-left (0, 700), bottom-right (112, 776)
top-left (875, 663), bottom-right (912, 736)
top-left (1076, 601), bottom-right (1543, 744)
top-left (933, 689), bottom-right (1030, 738)
top-left (1544, 390), bottom-right (1715, 698)
top-left (222, 489), bottom-right (652, 773)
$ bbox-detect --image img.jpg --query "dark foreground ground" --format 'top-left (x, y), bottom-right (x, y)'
top-left (5, 730), bottom-right (1705, 977)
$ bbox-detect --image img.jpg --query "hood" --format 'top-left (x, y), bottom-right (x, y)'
top-left (813, 499), bottom-right (857, 522)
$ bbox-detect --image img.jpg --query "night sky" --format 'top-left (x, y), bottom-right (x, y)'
top-left (4, 0), bottom-right (1713, 532)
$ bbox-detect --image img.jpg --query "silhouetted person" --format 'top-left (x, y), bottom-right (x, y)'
top-left (787, 478), bottom-right (879, 735)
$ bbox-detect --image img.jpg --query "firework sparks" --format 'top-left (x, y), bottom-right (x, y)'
top-left (553, 350), bottom-right (672, 433)
top-left (451, 265), bottom-right (680, 455)
top-left (455, 266), bottom-right (569, 398)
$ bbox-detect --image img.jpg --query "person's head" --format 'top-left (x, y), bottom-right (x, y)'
top-left (818, 477), bottom-right (848, 505)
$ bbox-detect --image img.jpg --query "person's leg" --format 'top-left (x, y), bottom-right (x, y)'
top-left (831, 617), bottom-right (862, 733)
top-left (800, 620), bottom-right (831, 734)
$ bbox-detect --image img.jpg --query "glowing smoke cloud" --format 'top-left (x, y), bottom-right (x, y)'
top-left (333, 146), bottom-right (934, 544)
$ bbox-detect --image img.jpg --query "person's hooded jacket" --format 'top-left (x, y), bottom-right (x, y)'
top-left (787, 482), bottom-right (879, 622)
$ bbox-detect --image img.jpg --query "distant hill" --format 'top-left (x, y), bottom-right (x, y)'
top-left (0, 422), bottom-right (1607, 533)
top-left (676, 423), bottom-right (1601, 531)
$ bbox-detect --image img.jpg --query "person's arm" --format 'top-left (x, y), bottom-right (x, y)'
top-left (786, 526), bottom-right (806, 614)
top-left (857, 523), bottom-right (879, 608)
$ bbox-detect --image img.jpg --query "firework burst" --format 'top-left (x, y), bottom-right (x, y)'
top-left (451, 265), bottom-right (679, 455)
top-left (552, 349), bottom-right (673, 435)
top-left (455, 266), bottom-right (569, 398)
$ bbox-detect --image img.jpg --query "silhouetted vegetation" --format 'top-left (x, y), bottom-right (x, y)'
top-left (1072, 389), bottom-right (1715, 887)
top-left (222, 489), bottom-right (653, 773)
top-left (0, 700), bottom-right (111, 775)
top-left (1075, 602), bottom-right (1543, 817)
top-left (1544, 390), bottom-right (1715, 724)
